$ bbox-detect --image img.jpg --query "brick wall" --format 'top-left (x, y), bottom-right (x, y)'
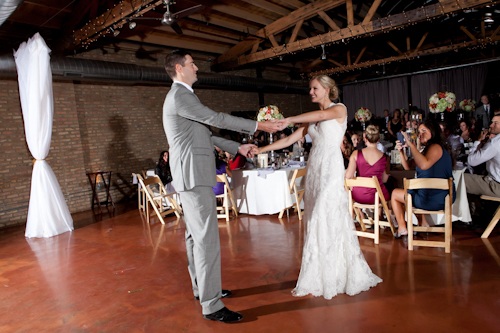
top-left (0, 48), bottom-right (310, 228)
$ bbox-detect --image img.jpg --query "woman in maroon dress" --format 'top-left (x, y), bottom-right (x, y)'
top-left (345, 125), bottom-right (390, 204)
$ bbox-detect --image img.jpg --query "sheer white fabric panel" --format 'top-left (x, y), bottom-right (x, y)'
top-left (342, 77), bottom-right (409, 120)
top-left (14, 33), bottom-right (73, 238)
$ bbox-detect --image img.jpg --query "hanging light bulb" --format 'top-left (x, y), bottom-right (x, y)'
top-left (321, 44), bottom-right (326, 60)
top-left (129, 21), bottom-right (136, 29)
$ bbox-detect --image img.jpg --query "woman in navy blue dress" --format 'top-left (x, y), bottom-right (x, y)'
top-left (391, 120), bottom-right (456, 238)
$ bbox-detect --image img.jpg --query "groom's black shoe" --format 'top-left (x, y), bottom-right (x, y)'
top-left (194, 289), bottom-right (232, 300)
top-left (203, 307), bottom-right (243, 323)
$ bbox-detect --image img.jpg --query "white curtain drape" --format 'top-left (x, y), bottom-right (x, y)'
top-left (14, 33), bottom-right (73, 238)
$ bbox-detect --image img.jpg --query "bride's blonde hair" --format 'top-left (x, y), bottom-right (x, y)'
top-left (310, 75), bottom-right (339, 100)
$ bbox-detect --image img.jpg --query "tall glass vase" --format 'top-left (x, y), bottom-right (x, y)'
top-left (269, 133), bottom-right (275, 164)
top-left (361, 121), bottom-right (366, 131)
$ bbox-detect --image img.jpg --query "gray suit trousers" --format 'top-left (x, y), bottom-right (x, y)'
top-left (179, 186), bottom-right (224, 315)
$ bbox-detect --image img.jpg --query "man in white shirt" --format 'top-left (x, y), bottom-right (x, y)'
top-left (465, 115), bottom-right (500, 198)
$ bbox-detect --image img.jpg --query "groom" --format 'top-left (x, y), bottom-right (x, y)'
top-left (163, 50), bottom-right (280, 323)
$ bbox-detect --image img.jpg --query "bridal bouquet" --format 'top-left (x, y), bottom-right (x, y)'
top-left (257, 105), bottom-right (283, 122)
top-left (429, 91), bottom-right (456, 113)
top-left (459, 99), bottom-right (476, 112)
top-left (354, 107), bottom-right (372, 122)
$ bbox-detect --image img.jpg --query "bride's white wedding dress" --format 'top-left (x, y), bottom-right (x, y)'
top-left (292, 103), bottom-right (382, 299)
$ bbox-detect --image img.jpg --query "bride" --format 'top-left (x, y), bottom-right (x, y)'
top-left (256, 75), bottom-right (382, 299)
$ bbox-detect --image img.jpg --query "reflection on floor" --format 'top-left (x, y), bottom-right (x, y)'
top-left (0, 202), bottom-right (499, 332)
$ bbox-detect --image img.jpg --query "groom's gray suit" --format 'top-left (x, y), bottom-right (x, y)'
top-left (163, 82), bottom-right (256, 314)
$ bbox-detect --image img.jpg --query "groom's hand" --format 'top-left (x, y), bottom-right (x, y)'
top-left (257, 120), bottom-right (281, 133)
top-left (239, 144), bottom-right (258, 158)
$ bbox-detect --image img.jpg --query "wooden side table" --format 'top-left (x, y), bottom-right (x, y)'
top-left (86, 171), bottom-right (115, 213)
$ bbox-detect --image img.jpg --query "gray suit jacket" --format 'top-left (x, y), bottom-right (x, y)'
top-left (474, 105), bottom-right (491, 130)
top-left (163, 83), bottom-right (256, 192)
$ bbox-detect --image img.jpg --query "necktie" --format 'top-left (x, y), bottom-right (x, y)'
top-left (486, 105), bottom-right (489, 114)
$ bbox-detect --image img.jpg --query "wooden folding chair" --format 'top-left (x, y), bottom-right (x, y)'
top-left (133, 173), bottom-right (147, 211)
top-left (404, 177), bottom-right (454, 253)
top-left (138, 175), bottom-right (181, 224)
top-left (480, 195), bottom-right (500, 238)
top-left (345, 176), bottom-right (395, 244)
top-left (215, 174), bottom-right (238, 221)
top-left (279, 168), bottom-right (306, 220)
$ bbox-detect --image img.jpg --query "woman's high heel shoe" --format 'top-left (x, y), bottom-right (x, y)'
top-left (394, 230), bottom-right (408, 239)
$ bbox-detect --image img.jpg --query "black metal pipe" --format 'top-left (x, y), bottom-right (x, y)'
top-left (0, 55), bottom-right (308, 94)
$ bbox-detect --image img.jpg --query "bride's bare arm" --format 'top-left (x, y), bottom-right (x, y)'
top-left (259, 125), bottom-right (307, 154)
top-left (280, 104), bottom-right (346, 128)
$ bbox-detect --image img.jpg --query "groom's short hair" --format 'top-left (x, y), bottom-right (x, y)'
top-left (165, 50), bottom-right (191, 79)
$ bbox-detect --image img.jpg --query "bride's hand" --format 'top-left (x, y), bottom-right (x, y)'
top-left (277, 118), bottom-right (290, 131)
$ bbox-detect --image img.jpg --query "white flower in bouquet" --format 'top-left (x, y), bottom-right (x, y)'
top-left (459, 99), bottom-right (476, 112)
top-left (354, 107), bottom-right (372, 122)
top-left (257, 105), bottom-right (283, 122)
top-left (429, 91), bottom-right (456, 113)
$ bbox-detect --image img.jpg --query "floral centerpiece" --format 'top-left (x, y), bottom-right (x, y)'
top-left (257, 105), bottom-right (283, 122)
top-left (257, 105), bottom-right (283, 165)
top-left (354, 107), bottom-right (372, 122)
top-left (459, 99), bottom-right (476, 112)
top-left (429, 91), bottom-right (456, 113)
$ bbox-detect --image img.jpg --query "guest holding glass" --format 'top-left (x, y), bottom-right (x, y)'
top-left (346, 125), bottom-right (390, 204)
top-left (391, 120), bottom-right (456, 238)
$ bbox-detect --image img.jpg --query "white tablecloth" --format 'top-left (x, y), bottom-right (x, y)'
top-left (426, 167), bottom-right (472, 225)
top-left (231, 166), bottom-right (306, 215)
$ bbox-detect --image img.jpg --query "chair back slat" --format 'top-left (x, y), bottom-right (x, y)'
top-left (345, 176), bottom-right (378, 189)
top-left (406, 178), bottom-right (450, 190)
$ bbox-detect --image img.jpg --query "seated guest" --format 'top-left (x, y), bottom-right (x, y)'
top-left (388, 109), bottom-right (403, 143)
top-left (341, 133), bottom-right (354, 169)
top-left (391, 120), bottom-right (456, 238)
top-left (292, 136), bottom-right (306, 157)
top-left (346, 125), bottom-right (390, 204)
top-left (465, 115), bottom-right (500, 200)
top-left (460, 119), bottom-right (476, 142)
top-left (351, 131), bottom-right (366, 150)
top-left (155, 150), bottom-right (173, 186)
top-left (213, 149), bottom-right (232, 196)
top-left (440, 121), bottom-right (463, 154)
top-left (226, 152), bottom-right (246, 170)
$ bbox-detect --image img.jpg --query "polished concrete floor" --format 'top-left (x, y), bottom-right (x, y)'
top-left (1, 203), bottom-right (499, 332)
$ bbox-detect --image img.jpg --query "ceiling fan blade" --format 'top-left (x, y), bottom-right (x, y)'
top-left (171, 22), bottom-right (183, 35)
top-left (173, 5), bottom-right (204, 19)
top-left (132, 17), bottom-right (162, 20)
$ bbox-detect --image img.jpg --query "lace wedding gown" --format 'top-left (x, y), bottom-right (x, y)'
top-left (292, 103), bottom-right (382, 299)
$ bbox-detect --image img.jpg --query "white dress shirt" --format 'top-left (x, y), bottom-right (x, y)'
top-left (468, 135), bottom-right (500, 183)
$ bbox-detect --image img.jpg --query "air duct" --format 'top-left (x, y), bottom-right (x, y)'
top-left (0, 0), bottom-right (25, 27)
top-left (0, 54), bottom-right (308, 94)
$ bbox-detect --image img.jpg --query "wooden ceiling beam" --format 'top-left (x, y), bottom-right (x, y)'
top-left (213, 0), bottom-right (494, 72)
top-left (124, 31), bottom-right (231, 54)
top-left (327, 58), bottom-right (343, 67)
top-left (189, 11), bottom-right (260, 35)
top-left (300, 58), bottom-right (324, 72)
top-left (415, 32), bottom-right (429, 52)
top-left (72, 0), bottom-right (160, 47)
top-left (289, 18), bottom-right (304, 44)
top-left (215, 0), bottom-right (346, 63)
top-left (406, 36), bottom-right (411, 52)
top-left (354, 46), bottom-right (367, 64)
top-left (240, 0), bottom-right (291, 16)
top-left (346, 0), bottom-right (354, 26)
top-left (309, 36), bottom-right (500, 76)
top-left (387, 41), bottom-right (403, 55)
top-left (210, 4), bottom-right (274, 25)
top-left (460, 25), bottom-right (477, 41)
top-left (362, 0), bottom-right (382, 24)
top-left (276, 0), bottom-right (307, 10)
top-left (318, 10), bottom-right (341, 31)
